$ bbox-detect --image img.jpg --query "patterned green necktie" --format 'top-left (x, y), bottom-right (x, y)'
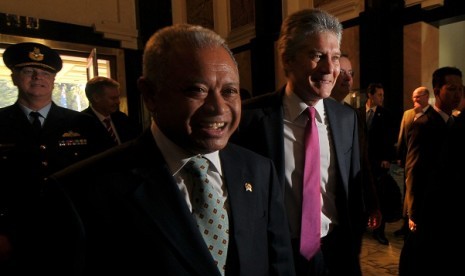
top-left (187, 155), bottom-right (229, 275)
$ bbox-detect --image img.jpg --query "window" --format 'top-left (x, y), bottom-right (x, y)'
top-left (0, 35), bottom-right (125, 112)
top-left (0, 48), bottom-right (111, 111)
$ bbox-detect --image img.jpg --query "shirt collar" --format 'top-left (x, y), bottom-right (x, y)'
top-left (19, 102), bottom-right (52, 118)
top-left (283, 89), bottom-right (324, 123)
top-left (91, 107), bottom-right (108, 121)
top-left (366, 104), bottom-right (377, 113)
top-left (433, 105), bottom-right (451, 123)
top-left (151, 121), bottom-right (222, 176)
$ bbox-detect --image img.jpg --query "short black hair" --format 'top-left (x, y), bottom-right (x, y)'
top-left (432, 66), bottom-right (462, 90)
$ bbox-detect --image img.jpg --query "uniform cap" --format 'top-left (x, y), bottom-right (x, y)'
top-left (3, 42), bottom-right (63, 73)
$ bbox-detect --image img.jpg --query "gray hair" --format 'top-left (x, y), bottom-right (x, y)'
top-left (277, 9), bottom-right (343, 64)
top-left (142, 24), bottom-right (237, 87)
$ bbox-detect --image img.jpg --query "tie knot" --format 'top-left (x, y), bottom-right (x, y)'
top-left (307, 106), bottom-right (316, 120)
top-left (186, 156), bottom-right (209, 178)
top-left (30, 111), bottom-right (41, 119)
top-left (447, 116), bottom-right (455, 127)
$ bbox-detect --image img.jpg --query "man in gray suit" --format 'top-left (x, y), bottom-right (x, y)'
top-left (233, 9), bottom-right (366, 276)
top-left (42, 24), bottom-right (295, 275)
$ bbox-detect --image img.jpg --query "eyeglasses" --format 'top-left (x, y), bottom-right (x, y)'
top-left (340, 69), bottom-right (355, 77)
top-left (19, 67), bottom-right (54, 79)
top-left (412, 93), bottom-right (428, 99)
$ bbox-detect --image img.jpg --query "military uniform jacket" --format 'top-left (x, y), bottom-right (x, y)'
top-left (0, 102), bottom-right (112, 249)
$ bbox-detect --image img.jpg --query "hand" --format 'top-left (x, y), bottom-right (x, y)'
top-left (408, 218), bottom-right (417, 232)
top-left (367, 209), bottom-right (382, 230)
top-left (380, 160), bottom-right (391, 169)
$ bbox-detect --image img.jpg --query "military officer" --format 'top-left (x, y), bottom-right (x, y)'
top-left (0, 42), bottom-right (112, 273)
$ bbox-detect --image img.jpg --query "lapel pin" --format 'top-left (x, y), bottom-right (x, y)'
top-left (245, 182), bottom-right (252, 192)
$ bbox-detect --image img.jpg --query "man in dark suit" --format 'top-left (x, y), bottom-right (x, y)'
top-left (331, 54), bottom-right (381, 234)
top-left (42, 24), bottom-right (295, 275)
top-left (233, 9), bottom-right (366, 276)
top-left (399, 67), bottom-right (463, 275)
top-left (357, 83), bottom-right (396, 245)
top-left (82, 76), bottom-right (141, 146)
top-left (0, 42), bottom-right (110, 274)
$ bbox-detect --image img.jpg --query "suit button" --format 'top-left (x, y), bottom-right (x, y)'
top-left (40, 144), bottom-right (47, 150)
top-left (41, 161), bottom-right (48, 167)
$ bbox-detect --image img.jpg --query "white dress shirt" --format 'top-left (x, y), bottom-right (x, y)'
top-left (151, 121), bottom-right (227, 212)
top-left (283, 91), bottom-right (338, 239)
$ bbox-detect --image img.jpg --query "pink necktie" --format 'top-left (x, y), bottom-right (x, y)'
top-left (300, 106), bottom-right (321, 260)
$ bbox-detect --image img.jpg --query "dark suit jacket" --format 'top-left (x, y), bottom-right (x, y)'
top-left (42, 130), bottom-right (295, 276)
top-left (400, 108), bottom-right (455, 275)
top-left (345, 102), bottom-right (380, 219)
top-left (418, 114), bottom-right (464, 275)
top-left (404, 106), bottom-right (447, 223)
top-left (231, 88), bottom-right (366, 269)
top-left (357, 105), bottom-right (396, 177)
top-left (81, 108), bottom-right (141, 145)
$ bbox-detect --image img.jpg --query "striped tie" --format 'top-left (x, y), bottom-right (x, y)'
top-left (103, 117), bottom-right (118, 144)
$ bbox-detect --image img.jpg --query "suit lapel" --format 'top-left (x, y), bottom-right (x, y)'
top-left (219, 146), bottom-right (254, 263)
top-left (130, 135), bottom-right (220, 275)
top-left (324, 99), bottom-right (350, 191)
top-left (256, 90), bottom-right (286, 184)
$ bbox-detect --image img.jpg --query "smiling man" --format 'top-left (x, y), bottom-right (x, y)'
top-left (0, 42), bottom-right (110, 274)
top-left (232, 9), bottom-right (368, 276)
top-left (42, 24), bottom-right (295, 275)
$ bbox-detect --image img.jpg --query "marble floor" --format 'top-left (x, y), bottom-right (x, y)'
top-left (360, 219), bottom-right (405, 276)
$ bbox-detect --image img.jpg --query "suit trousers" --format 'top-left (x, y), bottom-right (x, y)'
top-left (292, 225), bottom-right (362, 276)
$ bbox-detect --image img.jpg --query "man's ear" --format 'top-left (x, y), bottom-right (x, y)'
top-left (281, 54), bottom-right (291, 72)
top-left (138, 77), bottom-right (157, 112)
top-left (11, 73), bottom-right (19, 86)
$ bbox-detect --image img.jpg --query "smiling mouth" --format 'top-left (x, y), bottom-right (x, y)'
top-left (204, 122), bottom-right (225, 130)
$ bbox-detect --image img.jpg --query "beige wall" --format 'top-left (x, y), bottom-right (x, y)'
top-left (0, 0), bottom-right (138, 49)
top-left (440, 21), bottom-right (465, 75)
top-left (403, 22), bottom-right (439, 110)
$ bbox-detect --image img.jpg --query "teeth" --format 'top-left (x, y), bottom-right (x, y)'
top-left (207, 122), bottom-right (224, 129)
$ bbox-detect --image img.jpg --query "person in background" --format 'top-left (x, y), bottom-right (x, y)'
top-left (233, 9), bottom-right (367, 276)
top-left (394, 86), bottom-right (430, 237)
top-left (331, 54), bottom-right (381, 233)
top-left (331, 54), bottom-right (354, 104)
top-left (422, 86), bottom-right (464, 276)
top-left (452, 85), bottom-right (465, 117)
top-left (0, 42), bottom-right (110, 274)
top-left (42, 24), bottom-right (295, 275)
top-left (357, 83), bottom-right (396, 245)
top-left (83, 76), bottom-right (141, 146)
top-left (399, 66), bottom-right (463, 276)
